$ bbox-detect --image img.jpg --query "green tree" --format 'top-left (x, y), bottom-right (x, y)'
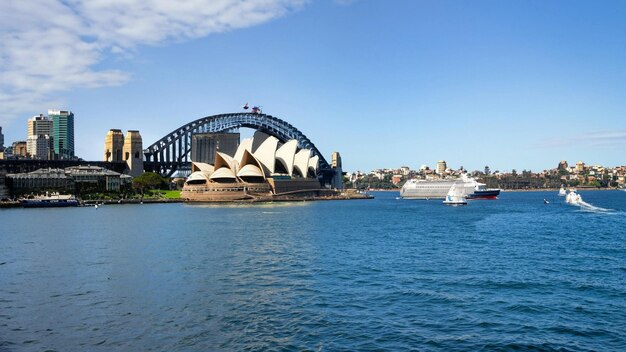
top-left (558, 168), bottom-right (570, 176)
top-left (133, 172), bottom-right (167, 195)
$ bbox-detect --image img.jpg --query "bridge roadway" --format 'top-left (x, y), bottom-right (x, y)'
top-left (142, 112), bottom-right (337, 182)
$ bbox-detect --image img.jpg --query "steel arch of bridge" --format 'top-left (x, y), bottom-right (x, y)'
top-left (143, 113), bottom-right (330, 177)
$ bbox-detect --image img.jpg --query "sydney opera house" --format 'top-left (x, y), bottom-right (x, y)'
top-left (181, 132), bottom-right (329, 202)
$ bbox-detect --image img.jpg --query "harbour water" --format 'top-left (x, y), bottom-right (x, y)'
top-left (1, 190), bottom-right (625, 351)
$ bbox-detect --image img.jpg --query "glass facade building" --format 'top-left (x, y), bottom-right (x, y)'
top-left (49, 110), bottom-right (74, 159)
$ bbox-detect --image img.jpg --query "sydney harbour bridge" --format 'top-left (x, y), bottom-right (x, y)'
top-left (143, 112), bottom-right (332, 178)
top-left (0, 112), bottom-right (337, 183)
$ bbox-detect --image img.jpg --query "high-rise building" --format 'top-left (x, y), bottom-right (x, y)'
top-left (28, 114), bottom-right (53, 137)
top-left (27, 135), bottom-right (53, 159)
top-left (104, 129), bottom-right (125, 162)
top-left (191, 133), bottom-right (240, 164)
top-left (27, 114), bottom-right (54, 159)
top-left (0, 126), bottom-right (4, 152)
top-left (437, 160), bottom-right (447, 175)
top-left (49, 110), bottom-right (74, 159)
top-left (123, 130), bottom-right (143, 177)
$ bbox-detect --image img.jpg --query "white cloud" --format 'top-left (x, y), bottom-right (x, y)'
top-left (333, 0), bottom-right (358, 5)
top-left (0, 0), bottom-right (308, 125)
top-left (539, 130), bottom-right (626, 148)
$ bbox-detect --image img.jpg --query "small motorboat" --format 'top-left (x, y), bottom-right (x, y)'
top-left (443, 183), bottom-right (467, 206)
top-left (565, 190), bottom-right (582, 205)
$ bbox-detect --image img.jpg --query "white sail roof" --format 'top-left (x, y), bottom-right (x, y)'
top-left (214, 152), bottom-right (238, 173)
top-left (308, 155), bottom-right (319, 177)
top-left (191, 162), bottom-right (214, 175)
top-left (209, 167), bottom-right (237, 180)
top-left (186, 133), bottom-right (322, 181)
top-left (275, 140), bottom-right (297, 176)
top-left (187, 171), bottom-right (210, 182)
top-left (238, 164), bottom-right (264, 179)
top-left (209, 152), bottom-right (238, 181)
top-left (237, 150), bottom-right (266, 179)
top-left (253, 135), bottom-right (278, 175)
top-left (294, 149), bottom-right (311, 178)
top-left (234, 138), bottom-right (253, 165)
top-left (251, 131), bottom-right (271, 153)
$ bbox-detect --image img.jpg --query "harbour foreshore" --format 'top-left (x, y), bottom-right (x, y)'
top-left (1, 190), bottom-right (373, 208)
top-left (367, 187), bottom-right (623, 192)
top-left (81, 198), bottom-right (184, 205)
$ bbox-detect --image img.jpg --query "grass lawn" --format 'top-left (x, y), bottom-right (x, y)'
top-left (148, 190), bottom-right (181, 199)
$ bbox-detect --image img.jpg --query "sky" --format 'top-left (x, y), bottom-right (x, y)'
top-left (1, 0), bottom-right (625, 173)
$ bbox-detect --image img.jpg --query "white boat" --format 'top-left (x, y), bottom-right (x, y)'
top-left (558, 187), bottom-right (567, 196)
top-left (401, 174), bottom-right (499, 200)
top-left (443, 183), bottom-right (467, 206)
top-left (565, 190), bottom-right (582, 205)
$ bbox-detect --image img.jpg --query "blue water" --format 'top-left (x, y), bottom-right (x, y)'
top-left (1, 190), bottom-right (625, 351)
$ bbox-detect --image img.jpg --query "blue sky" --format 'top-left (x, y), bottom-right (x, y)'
top-left (1, 0), bottom-right (625, 172)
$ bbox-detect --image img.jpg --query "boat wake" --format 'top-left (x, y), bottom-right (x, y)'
top-left (566, 198), bottom-right (613, 213)
top-left (564, 191), bottom-right (613, 213)
top-left (577, 200), bottom-right (612, 213)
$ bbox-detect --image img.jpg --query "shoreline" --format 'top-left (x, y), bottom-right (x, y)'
top-left (82, 198), bottom-right (183, 205)
top-left (1, 192), bottom-right (374, 208)
top-left (364, 187), bottom-right (623, 192)
top-left (500, 187), bottom-right (622, 192)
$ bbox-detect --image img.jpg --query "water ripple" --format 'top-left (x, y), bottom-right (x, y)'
top-left (0, 191), bottom-right (625, 351)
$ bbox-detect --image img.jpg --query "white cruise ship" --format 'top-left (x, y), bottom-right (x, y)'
top-left (400, 174), bottom-right (499, 200)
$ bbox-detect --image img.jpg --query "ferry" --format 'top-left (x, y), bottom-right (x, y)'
top-left (400, 175), bottom-right (500, 200)
top-left (20, 194), bottom-right (79, 208)
top-left (466, 182), bottom-right (501, 200)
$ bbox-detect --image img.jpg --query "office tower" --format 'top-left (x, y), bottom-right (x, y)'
top-left (191, 133), bottom-right (240, 164)
top-left (0, 126), bottom-right (4, 152)
top-left (27, 134), bottom-right (53, 159)
top-left (104, 129), bottom-right (125, 162)
top-left (49, 110), bottom-right (74, 159)
top-left (123, 130), bottom-right (143, 177)
top-left (27, 114), bottom-right (54, 159)
top-left (28, 114), bottom-right (53, 137)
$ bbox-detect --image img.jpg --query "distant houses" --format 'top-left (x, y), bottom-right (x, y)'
top-left (347, 160), bottom-right (626, 190)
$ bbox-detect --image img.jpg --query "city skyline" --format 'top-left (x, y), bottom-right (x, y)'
top-left (1, 1), bottom-right (626, 172)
